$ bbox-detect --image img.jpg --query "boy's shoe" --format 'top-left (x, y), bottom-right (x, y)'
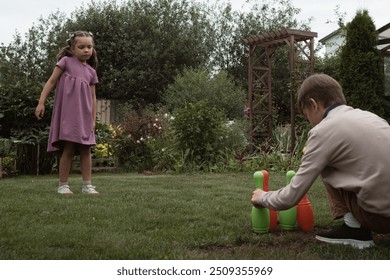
top-left (315, 224), bottom-right (374, 249)
top-left (58, 185), bottom-right (73, 195)
top-left (82, 185), bottom-right (99, 195)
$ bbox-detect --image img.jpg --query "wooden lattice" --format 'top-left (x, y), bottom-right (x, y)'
top-left (244, 28), bottom-right (317, 152)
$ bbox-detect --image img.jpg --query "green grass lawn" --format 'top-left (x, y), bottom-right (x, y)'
top-left (0, 171), bottom-right (389, 260)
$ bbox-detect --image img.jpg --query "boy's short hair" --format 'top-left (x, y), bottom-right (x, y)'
top-left (298, 73), bottom-right (346, 114)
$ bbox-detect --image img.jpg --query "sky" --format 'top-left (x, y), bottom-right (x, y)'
top-left (0, 0), bottom-right (388, 46)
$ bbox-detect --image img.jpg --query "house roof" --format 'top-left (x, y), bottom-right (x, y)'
top-left (319, 28), bottom-right (343, 43)
top-left (377, 22), bottom-right (390, 55)
top-left (319, 22), bottom-right (390, 55)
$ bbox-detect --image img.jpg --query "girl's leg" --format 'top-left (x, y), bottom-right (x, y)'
top-left (79, 144), bottom-right (99, 194)
top-left (57, 141), bottom-right (75, 194)
top-left (79, 144), bottom-right (92, 182)
top-left (59, 141), bottom-right (76, 183)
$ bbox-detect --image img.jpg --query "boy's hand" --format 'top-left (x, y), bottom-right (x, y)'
top-left (251, 189), bottom-right (266, 208)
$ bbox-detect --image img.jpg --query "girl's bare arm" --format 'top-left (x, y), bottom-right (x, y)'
top-left (35, 66), bottom-right (63, 120)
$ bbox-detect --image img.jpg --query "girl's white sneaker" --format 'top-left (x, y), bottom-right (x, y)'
top-left (58, 185), bottom-right (73, 195)
top-left (82, 185), bottom-right (99, 195)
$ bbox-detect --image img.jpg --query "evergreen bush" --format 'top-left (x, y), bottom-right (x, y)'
top-left (339, 10), bottom-right (386, 118)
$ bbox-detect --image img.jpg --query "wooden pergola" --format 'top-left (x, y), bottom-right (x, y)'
top-left (244, 28), bottom-right (317, 153)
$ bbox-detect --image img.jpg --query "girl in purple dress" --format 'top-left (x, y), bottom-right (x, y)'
top-left (35, 31), bottom-right (99, 195)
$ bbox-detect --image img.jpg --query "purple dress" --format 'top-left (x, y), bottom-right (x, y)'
top-left (47, 56), bottom-right (99, 152)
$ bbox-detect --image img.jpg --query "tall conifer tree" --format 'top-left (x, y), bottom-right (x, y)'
top-left (340, 10), bottom-right (386, 117)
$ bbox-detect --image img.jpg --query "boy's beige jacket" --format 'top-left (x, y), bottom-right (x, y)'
top-left (259, 105), bottom-right (390, 218)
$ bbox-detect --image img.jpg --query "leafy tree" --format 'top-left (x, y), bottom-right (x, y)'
top-left (66, 0), bottom-right (215, 108)
top-left (209, 0), bottom-right (308, 85)
top-left (339, 10), bottom-right (387, 117)
top-left (0, 12), bottom-right (67, 174)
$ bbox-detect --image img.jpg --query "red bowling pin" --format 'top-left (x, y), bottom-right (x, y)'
top-left (297, 194), bottom-right (314, 232)
top-left (261, 170), bottom-right (277, 230)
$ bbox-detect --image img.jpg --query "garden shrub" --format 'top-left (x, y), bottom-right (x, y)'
top-left (92, 122), bottom-right (115, 167)
top-left (112, 108), bottom-right (167, 172)
top-left (172, 100), bottom-right (227, 168)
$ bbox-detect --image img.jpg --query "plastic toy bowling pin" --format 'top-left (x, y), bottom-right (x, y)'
top-left (261, 170), bottom-right (277, 230)
top-left (251, 171), bottom-right (270, 233)
top-left (278, 170), bottom-right (297, 230)
top-left (286, 170), bottom-right (295, 185)
top-left (297, 194), bottom-right (314, 231)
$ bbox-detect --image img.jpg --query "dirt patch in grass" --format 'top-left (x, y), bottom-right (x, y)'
top-left (192, 230), bottom-right (318, 259)
top-left (191, 229), bottom-right (390, 259)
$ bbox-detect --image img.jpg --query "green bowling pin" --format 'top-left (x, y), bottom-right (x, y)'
top-left (278, 170), bottom-right (297, 230)
top-left (251, 171), bottom-right (270, 233)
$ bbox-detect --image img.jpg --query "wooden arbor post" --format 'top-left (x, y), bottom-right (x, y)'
top-left (244, 29), bottom-right (317, 153)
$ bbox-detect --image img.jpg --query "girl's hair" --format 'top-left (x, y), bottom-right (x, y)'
top-left (57, 31), bottom-right (98, 69)
top-left (298, 73), bottom-right (346, 114)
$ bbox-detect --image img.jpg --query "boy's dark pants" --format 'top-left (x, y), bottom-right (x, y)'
top-left (324, 182), bottom-right (390, 234)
